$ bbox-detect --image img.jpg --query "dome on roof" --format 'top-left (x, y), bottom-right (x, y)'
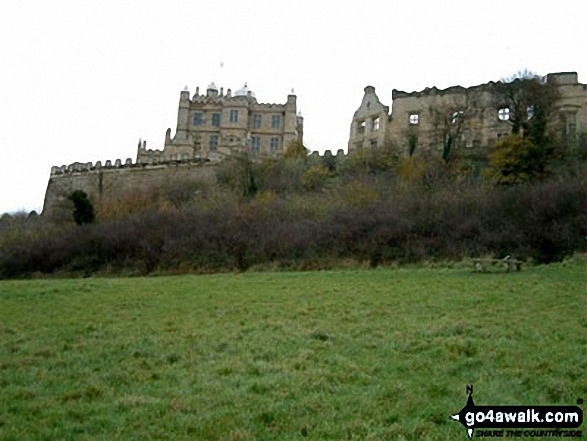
top-left (207, 82), bottom-right (218, 90)
top-left (234, 83), bottom-right (255, 97)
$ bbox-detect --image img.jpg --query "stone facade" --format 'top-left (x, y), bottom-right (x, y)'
top-left (348, 72), bottom-right (587, 159)
top-left (137, 83), bottom-right (304, 164)
top-left (43, 159), bottom-right (215, 221)
top-left (43, 83), bottom-right (304, 218)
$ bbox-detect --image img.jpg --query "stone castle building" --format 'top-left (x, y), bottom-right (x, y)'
top-left (137, 83), bottom-right (304, 163)
top-left (348, 72), bottom-right (587, 159)
top-left (43, 83), bottom-right (302, 219)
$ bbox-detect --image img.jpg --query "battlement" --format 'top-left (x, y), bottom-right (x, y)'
top-left (392, 82), bottom-right (498, 100)
top-left (391, 72), bottom-right (581, 99)
top-left (307, 149), bottom-right (346, 158)
top-left (50, 155), bottom-right (210, 177)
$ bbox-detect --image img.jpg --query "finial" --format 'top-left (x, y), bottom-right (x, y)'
top-left (183, 85), bottom-right (188, 91)
top-left (291, 87), bottom-right (295, 94)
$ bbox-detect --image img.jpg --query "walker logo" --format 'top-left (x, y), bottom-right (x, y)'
top-left (450, 385), bottom-right (583, 439)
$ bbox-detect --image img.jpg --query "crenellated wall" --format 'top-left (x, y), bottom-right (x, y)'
top-left (43, 157), bottom-right (216, 221)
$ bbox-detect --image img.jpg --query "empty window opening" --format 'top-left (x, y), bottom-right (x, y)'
top-left (357, 121), bottom-right (366, 134)
top-left (527, 106), bottom-right (534, 119)
top-left (451, 111), bottom-right (464, 124)
top-left (373, 118), bottom-right (380, 131)
top-left (498, 108), bottom-right (510, 121)
top-left (409, 114), bottom-right (419, 125)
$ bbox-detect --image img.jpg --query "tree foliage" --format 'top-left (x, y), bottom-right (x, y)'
top-left (493, 72), bottom-right (560, 147)
top-left (68, 190), bottom-right (95, 225)
top-left (486, 135), bottom-right (555, 185)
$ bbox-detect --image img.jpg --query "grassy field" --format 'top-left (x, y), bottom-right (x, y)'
top-left (0, 262), bottom-right (585, 440)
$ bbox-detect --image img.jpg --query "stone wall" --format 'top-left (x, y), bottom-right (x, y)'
top-left (348, 72), bottom-right (587, 159)
top-left (43, 158), bottom-right (216, 221)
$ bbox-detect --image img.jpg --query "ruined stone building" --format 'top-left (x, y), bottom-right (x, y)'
top-left (137, 83), bottom-right (304, 163)
top-left (348, 72), bottom-right (587, 160)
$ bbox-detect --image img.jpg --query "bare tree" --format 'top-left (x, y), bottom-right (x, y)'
top-left (492, 71), bottom-right (560, 146)
top-left (429, 91), bottom-right (480, 163)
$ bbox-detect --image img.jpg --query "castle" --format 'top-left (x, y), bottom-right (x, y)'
top-left (43, 72), bottom-right (586, 219)
top-left (137, 82), bottom-right (303, 163)
top-left (348, 72), bottom-right (586, 159)
top-left (43, 84), bottom-right (302, 219)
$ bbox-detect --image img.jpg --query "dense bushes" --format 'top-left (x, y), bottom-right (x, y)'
top-left (1, 143), bottom-right (586, 277)
top-left (1, 174), bottom-right (585, 277)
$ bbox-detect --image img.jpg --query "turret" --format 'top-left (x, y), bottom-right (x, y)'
top-left (283, 92), bottom-right (298, 145)
top-left (175, 87), bottom-right (191, 141)
top-left (206, 82), bottom-right (219, 97)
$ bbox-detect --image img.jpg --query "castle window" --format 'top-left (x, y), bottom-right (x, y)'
top-left (357, 121), bottom-right (365, 134)
top-left (251, 136), bottom-right (261, 153)
top-left (498, 108), bottom-right (510, 121)
top-left (373, 118), bottom-right (380, 131)
top-left (271, 115), bottom-right (281, 129)
top-left (212, 113), bottom-right (221, 127)
top-left (253, 114), bottom-right (262, 129)
top-left (209, 135), bottom-right (218, 151)
top-left (409, 114), bottom-right (419, 125)
top-left (230, 109), bottom-right (239, 123)
top-left (193, 112), bottom-right (203, 126)
top-left (270, 137), bottom-right (279, 152)
top-left (565, 113), bottom-right (577, 134)
top-left (370, 140), bottom-right (378, 148)
top-left (451, 111), bottom-right (464, 124)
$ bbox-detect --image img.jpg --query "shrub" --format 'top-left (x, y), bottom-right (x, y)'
top-left (68, 191), bottom-right (95, 225)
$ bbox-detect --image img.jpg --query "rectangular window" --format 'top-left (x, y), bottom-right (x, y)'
top-left (251, 136), bottom-right (261, 153)
top-left (409, 114), bottom-right (419, 125)
top-left (270, 137), bottom-right (279, 152)
top-left (271, 115), bottom-right (281, 129)
top-left (498, 108), bottom-right (510, 121)
top-left (212, 113), bottom-right (221, 127)
top-left (209, 135), bottom-right (218, 151)
top-left (357, 121), bottom-right (365, 134)
top-left (370, 140), bottom-right (378, 148)
top-left (373, 118), bottom-right (380, 131)
top-left (193, 112), bottom-right (203, 126)
top-left (229, 109), bottom-right (239, 123)
top-left (253, 114), bottom-right (262, 129)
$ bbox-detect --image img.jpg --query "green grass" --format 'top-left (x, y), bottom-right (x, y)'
top-left (0, 263), bottom-right (585, 440)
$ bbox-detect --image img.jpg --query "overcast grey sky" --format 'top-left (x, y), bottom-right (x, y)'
top-left (1, 0), bottom-right (585, 214)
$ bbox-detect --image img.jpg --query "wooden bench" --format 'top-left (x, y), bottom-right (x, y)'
top-left (471, 256), bottom-right (522, 272)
